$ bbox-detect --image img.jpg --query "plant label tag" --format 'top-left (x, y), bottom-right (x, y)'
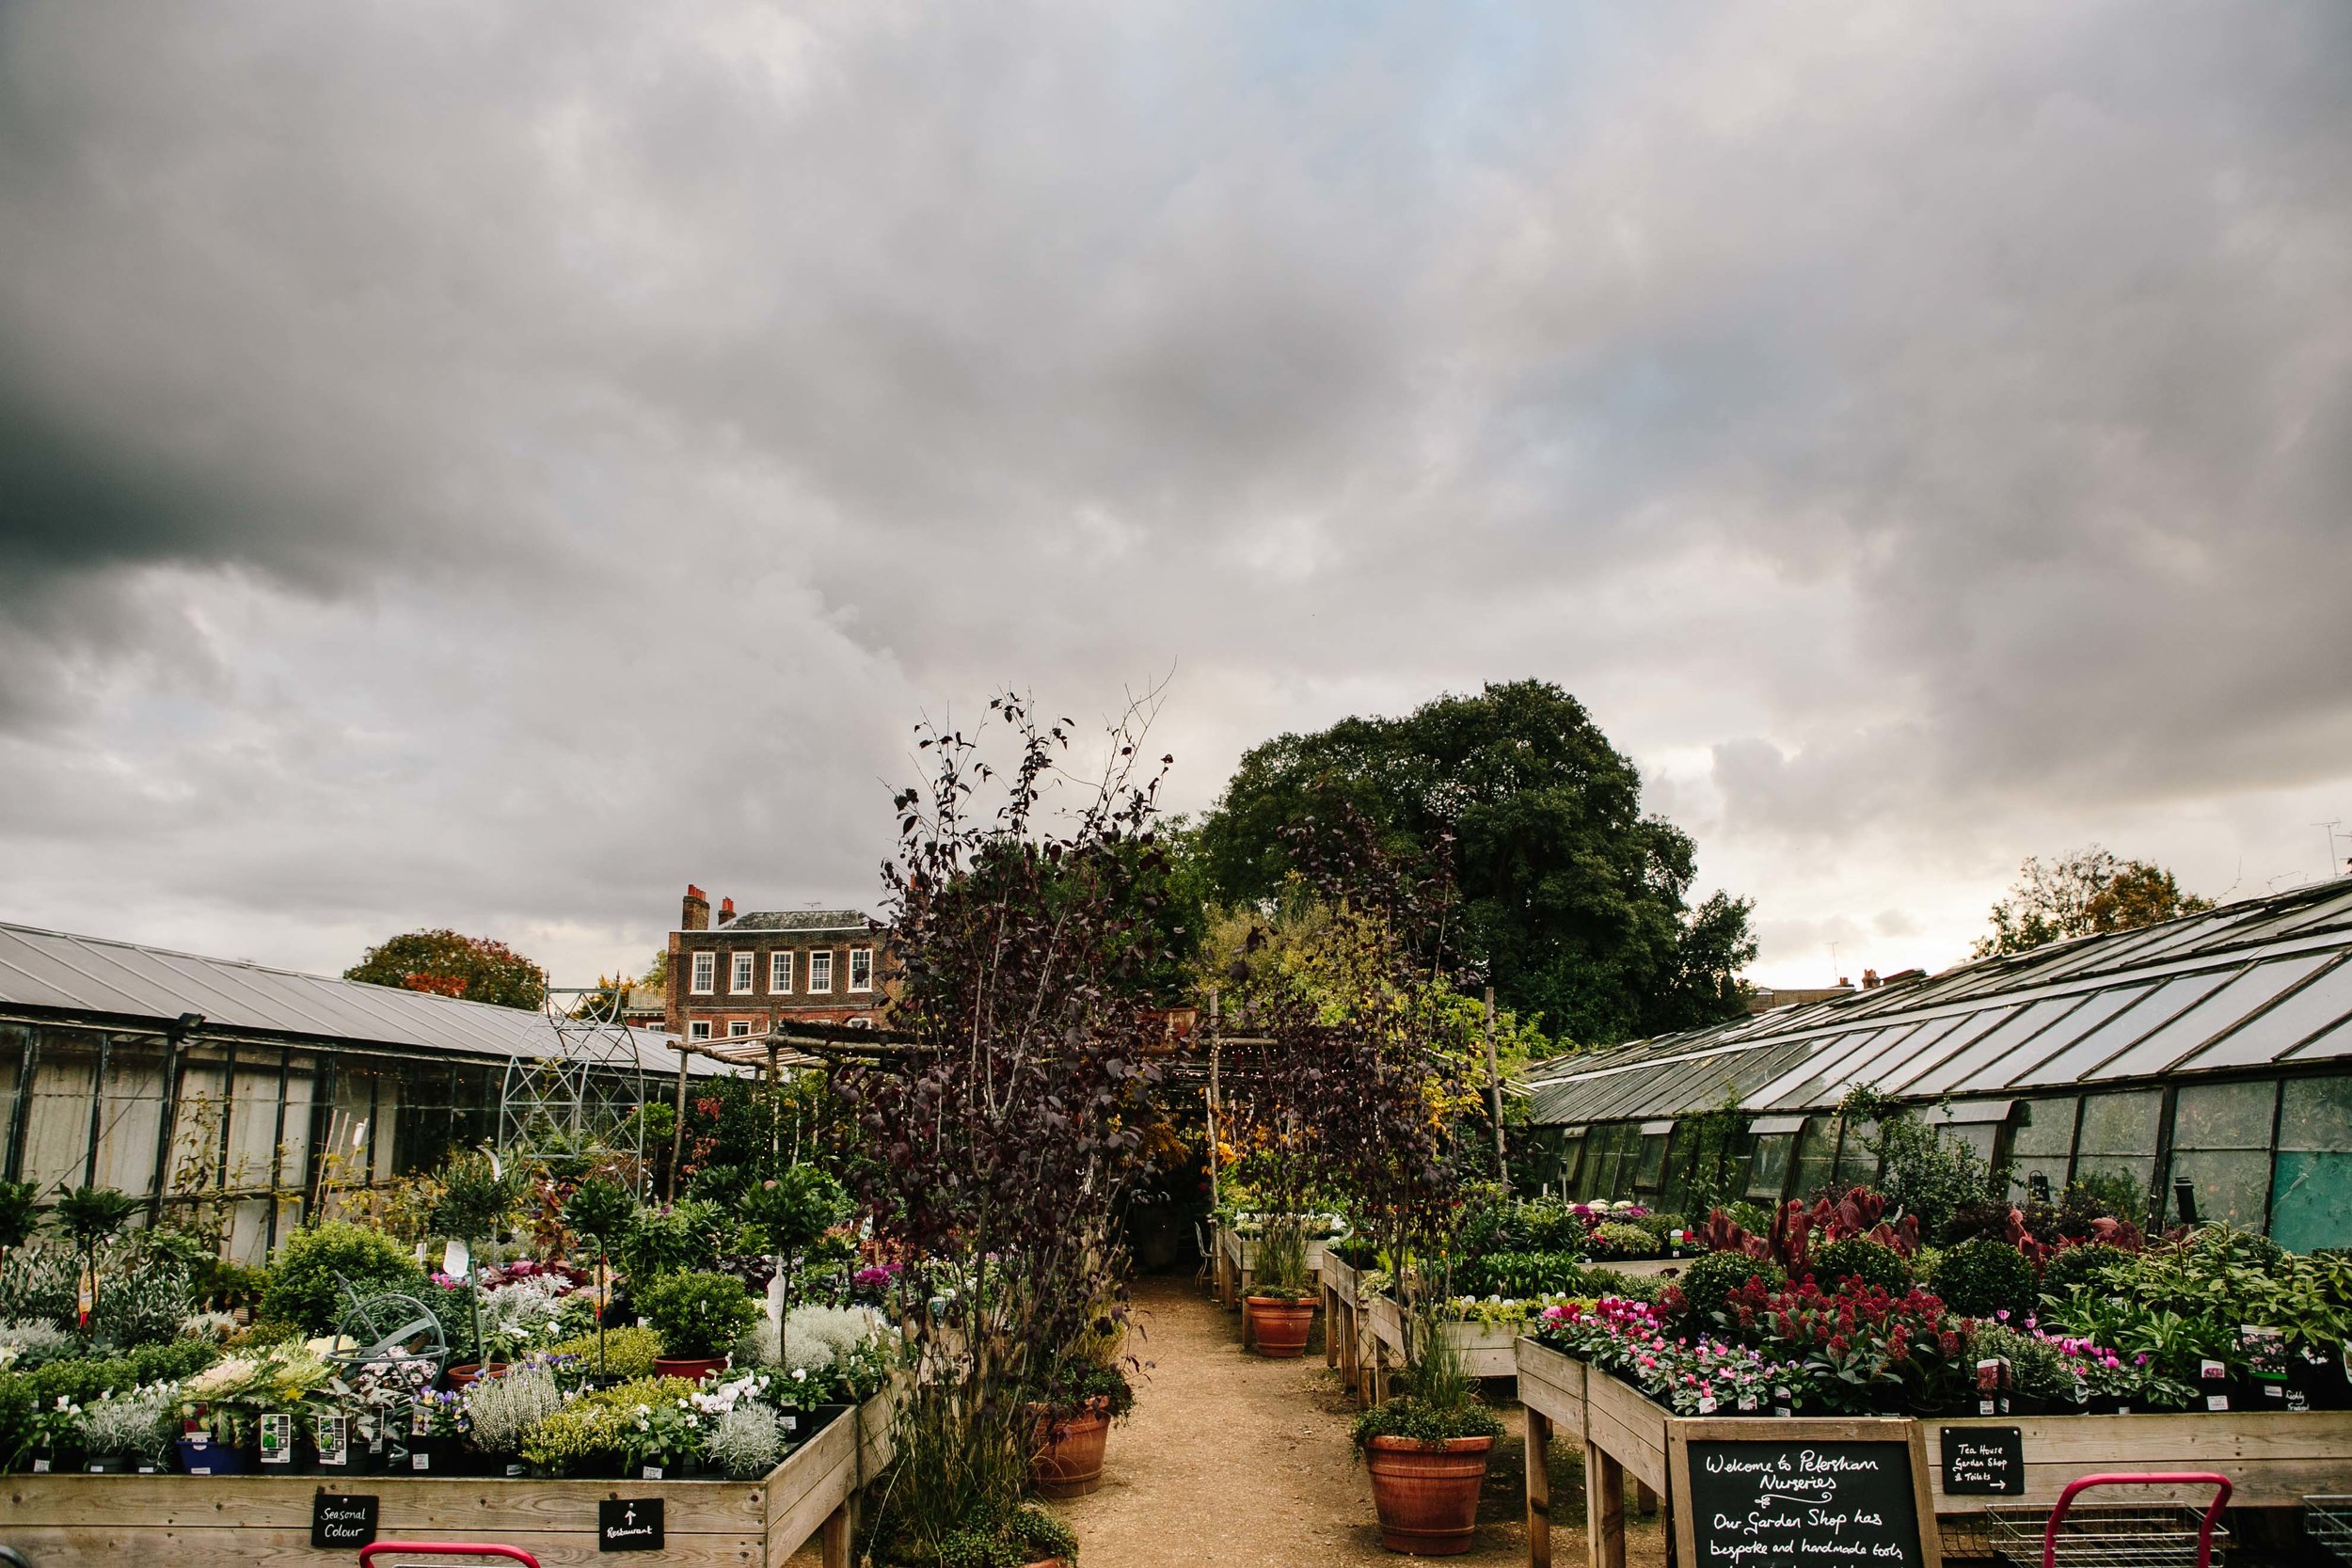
top-left (412, 1450), bottom-right (432, 1471)
top-left (600, 1497), bottom-right (664, 1552)
top-left (782, 1415), bottom-right (798, 1433)
top-left (312, 1494), bottom-right (379, 1549)
top-left (642, 1465), bottom-right (664, 1480)
top-left (315, 1413), bottom-right (349, 1467)
top-left (2205, 1394), bottom-right (2229, 1411)
top-left (260, 1411), bottom-right (294, 1464)
top-left (30, 1457), bottom-right (49, 1473)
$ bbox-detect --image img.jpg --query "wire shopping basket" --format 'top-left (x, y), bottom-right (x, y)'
top-left (2308, 1496), bottom-right (2352, 1567)
top-left (1986, 1473), bottom-right (2233, 1568)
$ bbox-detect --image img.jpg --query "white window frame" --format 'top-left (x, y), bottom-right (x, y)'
top-left (688, 1020), bottom-right (712, 1041)
top-left (690, 952), bottom-right (716, 995)
top-left (808, 949), bottom-right (834, 993)
top-left (727, 1019), bottom-right (753, 1038)
top-left (730, 951), bottom-right (755, 994)
top-left (770, 950), bottom-right (793, 993)
top-left (849, 947), bottom-right (874, 993)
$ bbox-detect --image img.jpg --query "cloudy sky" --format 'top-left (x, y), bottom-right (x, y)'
top-left (3, 2), bottom-right (2348, 998)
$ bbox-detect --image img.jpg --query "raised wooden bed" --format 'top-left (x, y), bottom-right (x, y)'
top-left (1513, 1337), bottom-right (2352, 1568)
top-left (1362, 1292), bottom-right (1521, 1381)
top-left (1212, 1227), bottom-right (1336, 1307)
top-left (2, 1386), bottom-right (897, 1568)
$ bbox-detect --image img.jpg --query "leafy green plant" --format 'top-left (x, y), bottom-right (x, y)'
top-left (562, 1176), bottom-right (639, 1374)
top-left (261, 1220), bottom-right (427, 1334)
top-left (636, 1270), bottom-right (761, 1360)
top-left (1811, 1238), bottom-right (1913, 1295)
top-left (517, 1392), bottom-right (629, 1473)
top-left (1249, 1213), bottom-right (1313, 1301)
top-left (707, 1402), bottom-right (785, 1480)
top-left (1931, 1238), bottom-right (2035, 1321)
top-left (0, 1320), bottom-right (75, 1370)
top-left (88, 1244), bottom-right (192, 1351)
top-left (548, 1324), bottom-right (663, 1382)
top-left (617, 1199), bottom-right (731, 1284)
top-left (1840, 1086), bottom-right (2003, 1243)
top-left (1587, 1220), bottom-right (1661, 1259)
top-left (0, 1181), bottom-right (37, 1253)
top-left (741, 1164), bottom-right (849, 1311)
top-left (81, 1387), bottom-right (175, 1464)
top-left (1966, 1322), bottom-right (2072, 1402)
top-left (52, 1186), bottom-right (140, 1338)
top-left (1454, 1250), bottom-right (1589, 1300)
top-left (1676, 1251), bottom-right (1787, 1335)
top-left (927, 1502), bottom-right (1079, 1568)
top-left (2039, 1243), bottom-right (2129, 1305)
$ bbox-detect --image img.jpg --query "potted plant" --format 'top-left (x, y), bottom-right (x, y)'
top-left (706, 1402), bottom-right (786, 1479)
top-left (1353, 1319), bottom-right (1502, 1557)
top-left (560, 1174), bottom-right (640, 1379)
top-left (1028, 1356), bottom-right (1135, 1499)
top-left (1244, 1212), bottom-right (1319, 1357)
top-left (24, 1391), bottom-right (83, 1474)
top-left (82, 1388), bottom-right (174, 1474)
top-left (433, 1149), bottom-right (524, 1387)
top-left (460, 1358), bottom-right (564, 1477)
top-left (740, 1164), bottom-right (849, 1315)
top-left (52, 1184), bottom-right (140, 1339)
top-left (637, 1269), bottom-right (761, 1381)
top-left (621, 1386), bottom-right (707, 1479)
top-left (518, 1390), bottom-right (631, 1479)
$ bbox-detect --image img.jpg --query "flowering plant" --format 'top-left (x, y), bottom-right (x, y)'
top-left (621, 1390), bottom-right (707, 1469)
top-left (1724, 1277), bottom-right (1964, 1414)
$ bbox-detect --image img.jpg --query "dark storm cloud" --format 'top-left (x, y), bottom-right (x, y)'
top-left (0, 0), bottom-right (2345, 983)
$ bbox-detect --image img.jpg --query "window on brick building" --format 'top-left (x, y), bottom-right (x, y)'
top-left (731, 952), bottom-right (755, 993)
top-left (850, 947), bottom-right (874, 992)
top-left (691, 952), bottom-right (715, 994)
top-left (728, 1020), bottom-right (753, 1038)
top-left (770, 950), bottom-right (792, 992)
top-left (689, 1020), bottom-right (711, 1041)
top-left (809, 950), bottom-right (834, 992)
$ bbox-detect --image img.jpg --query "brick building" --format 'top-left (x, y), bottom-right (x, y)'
top-left (665, 885), bottom-right (887, 1043)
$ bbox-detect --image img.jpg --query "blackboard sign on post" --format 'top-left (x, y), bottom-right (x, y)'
top-left (1940, 1426), bottom-right (2025, 1496)
top-left (1668, 1418), bottom-right (1940, 1568)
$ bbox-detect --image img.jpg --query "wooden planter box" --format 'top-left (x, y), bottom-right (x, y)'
top-left (1513, 1338), bottom-right (2352, 1568)
top-left (1363, 1293), bottom-right (1522, 1380)
top-left (1214, 1227), bottom-right (1337, 1306)
top-left (3, 1386), bottom-right (897, 1568)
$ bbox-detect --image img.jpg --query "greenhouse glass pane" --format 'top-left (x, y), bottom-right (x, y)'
top-left (1790, 1117), bottom-right (1838, 1201)
top-left (2093, 955), bottom-right (2335, 1079)
top-left (2078, 1088), bottom-right (2163, 1158)
top-left (1835, 1121), bottom-right (1882, 1189)
top-left (2271, 1153), bottom-right (2352, 1250)
top-left (2010, 1156), bottom-right (2069, 1204)
top-left (2015, 971), bottom-right (2233, 1086)
top-left (1746, 1133), bottom-right (1794, 1203)
top-left (2074, 1155), bottom-right (2155, 1208)
top-left (1899, 996), bottom-right (2087, 1097)
top-left (2010, 1097), bottom-right (2078, 1160)
top-left (2190, 956), bottom-right (2352, 1066)
top-left (2170, 1078), bottom-right (2276, 1151)
top-left (2168, 1149), bottom-right (2271, 1231)
top-left (1983, 985), bottom-right (2156, 1087)
top-left (2278, 1075), bottom-right (2352, 1150)
top-left (1635, 1133), bottom-right (1670, 1191)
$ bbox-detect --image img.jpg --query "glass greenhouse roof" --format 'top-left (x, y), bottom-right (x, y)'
top-left (1526, 878), bottom-right (2352, 1128)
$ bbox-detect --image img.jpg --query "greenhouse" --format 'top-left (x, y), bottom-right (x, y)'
top-left (0, 920), bottom-right (740, 1261)
top-left (1524, 876), bottom-right (2352, 1250)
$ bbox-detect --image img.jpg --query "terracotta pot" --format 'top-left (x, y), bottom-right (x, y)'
top-left (445, 1361), bottom-right (506, 1390)
top-left (652, 1354), bottom-right (729, 1382)
top-left (1364, 1434), bottom-right (1493, 1556)
top-left (1028, 1402), bottom-right (1111, 1498)
top-left (1245, 1295), bottom-right (1317, 1358)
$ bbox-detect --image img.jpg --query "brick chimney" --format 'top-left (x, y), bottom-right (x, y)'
top-left (681, 884), bottom-right (710, 931)
top-left (1862, 967), bottom-right (1882, 990)
top-left (718, 896), bottom-right (737, 927)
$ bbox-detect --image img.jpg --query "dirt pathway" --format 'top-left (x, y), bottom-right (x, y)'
top-left (1051, 1275), bottom-right (1669, 1567)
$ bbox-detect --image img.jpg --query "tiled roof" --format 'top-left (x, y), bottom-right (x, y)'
top-left (696, 910), bottom-right (875, 934)
top-left (1526, 878), bottom-right (2352, 1128)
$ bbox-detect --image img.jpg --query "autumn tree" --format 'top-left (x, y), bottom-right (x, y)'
top-left (1972, 847), bottom-right (2217, 958)
top-left (1199, 678), bottom-right (1755, 1045)
top-left (344, 928), bottom-right (548, 1009)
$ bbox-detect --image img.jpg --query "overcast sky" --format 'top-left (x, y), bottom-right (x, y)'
top-left (3, 2), bottom-right (2348, 1002)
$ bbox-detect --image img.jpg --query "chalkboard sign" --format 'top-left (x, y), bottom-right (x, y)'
top-left (1939, 1426), bottom-right (2024, 1496)
top-left (310, 1492), bottom-right (379, 1549)
top-left (599, 1497), bottom-right (665, 1553)
top-left (1671, 1420), bottom-right (1939, 1568)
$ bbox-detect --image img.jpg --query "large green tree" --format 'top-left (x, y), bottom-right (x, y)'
top-left (1198, 679), bottom-right (1755, 1045)
top-left (1972, 847), bottom-right (2216, 958)
top-left (344, 928), bottom-right (548, 1009)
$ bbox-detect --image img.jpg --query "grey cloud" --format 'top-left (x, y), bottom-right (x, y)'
top-left (0, 0), bottom-right (2346, 985)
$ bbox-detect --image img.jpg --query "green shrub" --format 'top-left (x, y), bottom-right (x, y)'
top-left (0, 1339), bottom-right (220, 1464)
top-left (1351, 1394), bottom-right (1504, 1448)
top-left (1968, 1322), bottom-right (2073, 1402)
top-left (931, 1503), bottom-right (1079, 1568)
top-left (1576, 1268), bottom-right (1668, 1306)
top-left (635, 1270), bottom-right (761, 1359)
top-left (616, 1200), bottom-right (731, 1283)
top-left (1810, 1238), bottom-right (1913, 1295)
top-left (1453, 1250), bottom-right (1587, 1300)
top-left (2039, 1243), bottom-right (2129, 1305)
top-left (1586, 1221), bottom-right (1661, 1259)
top-left (548, 1323), bottom-right (664, 1380)
top-left (1677, 1251), bottom-right (1788, 1333)
top-left (1931, 1238), bottom-right (2036, 1321)
top-left (261, 1221), bottom-right (427, 1334)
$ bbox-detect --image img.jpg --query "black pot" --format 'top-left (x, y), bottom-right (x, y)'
top-left (84, 1457), bottom-right (127, 1474)
top-left (2010, 1392), bottom-right (2049, 1417)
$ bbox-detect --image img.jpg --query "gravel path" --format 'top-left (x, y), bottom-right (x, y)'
top-left (1051, 1275), bottom-right (1670, 1567)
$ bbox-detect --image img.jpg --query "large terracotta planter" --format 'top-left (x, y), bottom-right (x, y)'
top-left (1364, 1433), bottom-right (1493, 1556)
top-left (1028, 1402), bottom-right (1110, 1497)
top-left (652, 1354), bottom-right (729, 1382)
top-left (1246, 1294), bottom-right (1317, 1358)
top-left (445, 1361), bottom-right (505, 1391)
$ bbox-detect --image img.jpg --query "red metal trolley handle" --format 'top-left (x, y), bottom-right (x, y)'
top-left (2042, 1472), bottom-right (2235, 1568)
top-left (358, 1545), bottom-right (543, 1568)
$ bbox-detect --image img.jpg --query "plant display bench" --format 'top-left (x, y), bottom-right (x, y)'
top-left (1514, 1337), bottom-right (2352, 1568)
top-left (2, 1386), bottom-right (897, 1568)
top-left (1359, 1293), bottom-right (1522, 1407)
top-left (1323, 1253), bottom-right (1366, 1396)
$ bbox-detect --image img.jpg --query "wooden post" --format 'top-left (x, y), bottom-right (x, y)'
top-left (1486, 984), bottom-right (1507, 1181)
top-left (1527, 1407), bottom-right (1553, 1568)
top-left (666, 1042), bottom-right (691, 1201)
top-left (820, 1492), bottom-right (857, 1568)
top-left (1585, 1443), bottom-right (1625, 1568)
top-left (1324, 1281), bottom-right (1339, 1368)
